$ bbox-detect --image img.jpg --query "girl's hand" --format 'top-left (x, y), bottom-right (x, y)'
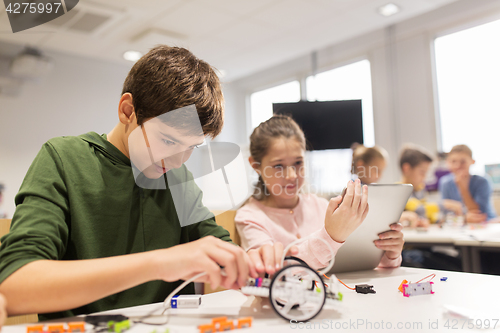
top-left (374, 223), bottom-right (404, 260)
top-left (247, 243), bottom-right (299, 276)
top-left (324, 179), bottom-right (369, 243)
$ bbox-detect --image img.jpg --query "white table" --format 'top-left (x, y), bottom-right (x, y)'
top-left (403, 224), bottom-right (500, 273)
top-left (4, 267), bottom-right (500, 333)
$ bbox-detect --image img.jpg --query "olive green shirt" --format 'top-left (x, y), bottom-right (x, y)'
top-left (0, 132), bottom-right (231, 320)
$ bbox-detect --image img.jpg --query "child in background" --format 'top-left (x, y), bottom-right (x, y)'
top-left (439, 145), bottom-right (497, 222)
top-left (351, 143), bottom-right (388, 184)
top-left (235, 115), bottom-right (404, 270)
top-left (398, 145), bottom-right (434, 228)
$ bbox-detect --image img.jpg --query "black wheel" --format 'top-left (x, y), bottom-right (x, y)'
top-left (269, 264), bottom-right (326, 322)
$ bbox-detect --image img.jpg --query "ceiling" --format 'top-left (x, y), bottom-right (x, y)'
top-left (0, 0), bottom-right (458, 82)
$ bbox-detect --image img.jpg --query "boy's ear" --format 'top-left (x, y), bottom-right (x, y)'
top-left (118, 93), bottom-right (136, 125)
top-left (402, 163), bottom-right (411, 174)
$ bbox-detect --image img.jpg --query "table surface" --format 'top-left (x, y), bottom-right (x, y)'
top-left (403, 223), bottom-right (500, 246)
top-left (4, 267), bottom-right (500, 333)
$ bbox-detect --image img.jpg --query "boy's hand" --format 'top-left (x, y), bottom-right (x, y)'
top-left (399, 211), bottom-right (419, 228)
top-left (247, 243), bottom-right (299, 276)
top-left (374, 223), bottom-right (404, 260)
top-left (156, 236), bottom-right (257, 290)
top-left (465, 210), bottom-right (487, 223)
top-left (0, 293), bottom-right (6, 329)
top-left (325, 179), bottom-right (369, 243)
top-left (443, 199), bottom-right (464, 216)
top-left (454, 170), bottom-right (470, 190)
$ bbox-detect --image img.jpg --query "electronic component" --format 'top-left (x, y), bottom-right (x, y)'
top-left (198, 316), bottom-right (252, 333)
top-left (355, 284), bottom-right (376, 294)
top-left (107, 320), bottom-right (130, 333)
top-left (27, 323), bottom-right (86, 333)
top-left (402, 281), bottom-right (434, 297)
top-left (170, 294), bottom-right (202, 308)
top-left (47, 324), bottom-right (64, 333)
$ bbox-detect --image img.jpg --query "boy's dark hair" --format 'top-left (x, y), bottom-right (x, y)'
top-left (399, 144), bottom-right (433, 169)
top-left (122, 45), bottom-right (224, 138)
top-left (449, 144), bottom-right (473, 158)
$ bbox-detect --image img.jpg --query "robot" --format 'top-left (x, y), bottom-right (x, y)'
top-left (240, 257), bottom-right (342, 322)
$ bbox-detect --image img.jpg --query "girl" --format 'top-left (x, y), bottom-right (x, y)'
top-left (351, 143), bottom-right (388, 184)
top-left (235, 115), bottom-right (403, 269)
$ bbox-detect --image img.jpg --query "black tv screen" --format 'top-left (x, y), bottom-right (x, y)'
top-left (273, 100), bottom-right (363, 150)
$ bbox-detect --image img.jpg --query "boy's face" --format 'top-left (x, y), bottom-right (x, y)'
top-left (403, 161), bottom-right (431, 189)
top-left (128, 117), bottom-right (205, 179)
top-left (446, 152), bottom-right (474, 175)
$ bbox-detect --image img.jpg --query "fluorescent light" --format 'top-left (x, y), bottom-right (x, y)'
top-left (378, 3), bottom-right (400, 17)
top-left (123, 51), bottom-right (143, 62)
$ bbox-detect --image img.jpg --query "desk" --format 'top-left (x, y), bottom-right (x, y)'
top-left (403, 224), bottom-right (500, 273)
top-left (4, 267), bottom-right (500, 333)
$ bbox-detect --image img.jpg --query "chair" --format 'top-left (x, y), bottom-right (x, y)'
top-left (0, 219), bottom-right (38, 325)
top-left (202, 211), bottom-right (241, 294)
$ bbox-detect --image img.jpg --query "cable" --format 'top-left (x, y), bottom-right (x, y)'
top-left (281, 236), bottom-right (335, 276)
top-left (337, 278), bottom-right (356, 290)
top-left (133, 272), bottom-right (208, 326)
top-left (416, 274), bottom-right (435, 283)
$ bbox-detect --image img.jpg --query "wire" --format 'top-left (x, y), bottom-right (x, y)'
top-left (282, 236), bottom-right (335, 275)
top-left (134, 272), bottom-right (208, 326)
top-left (416, 274), bottom-right (435, 283)
top-left (337, 278), bottom-right (356, 290)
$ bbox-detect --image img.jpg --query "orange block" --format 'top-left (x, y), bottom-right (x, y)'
top-left (198, 323), bottom-right (216, 333)
top-left (211, 317), bottom-right (227, 327)
top-left (47, 324), bottom-right (64, 333)
top-left (219, 321), bottom-right (234, 331)
top-left (68, 322), bottom-right (86, 333)
top-left (27, 325), bottom-right (44, 333)
top-left (237, 317), bottom-right (253, 329)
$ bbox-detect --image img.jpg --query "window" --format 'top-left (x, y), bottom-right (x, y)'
top-left (435, 19), bottom-right (500, 175)
top-left (250, 81), bottom-right (301, 129)
top-left (306, 60), bottom-right (375, 193)
top-left (306, 60), bottom-right (375, 147)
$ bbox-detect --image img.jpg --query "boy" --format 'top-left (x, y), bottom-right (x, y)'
top-left (439, 144), bottom-right (497, 223)
top-left (399, 145), bottom-right (463, 271)
top-left (398, 145), bottom-right (435, 228)
top-left (0, 46), bottom-right (287, 320)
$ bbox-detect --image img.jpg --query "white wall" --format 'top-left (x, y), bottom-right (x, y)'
top-left (220, 0), bottom-right (500, 185)
top-left (0, 48), bottom-right (131, 217)
top-left (2, 0), bottom-right (500, 216)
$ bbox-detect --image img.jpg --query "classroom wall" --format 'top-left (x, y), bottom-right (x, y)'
top-left (0, 46), bottom-right (131, 217)
top-left (219, 0), bottom-right (500, 186)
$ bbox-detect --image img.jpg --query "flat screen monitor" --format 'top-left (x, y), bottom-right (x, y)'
top-left (273, 100), bottom-right (363, 150)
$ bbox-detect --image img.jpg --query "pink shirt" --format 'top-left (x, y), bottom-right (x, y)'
top-left (235, 193), bottom-right (401, 270)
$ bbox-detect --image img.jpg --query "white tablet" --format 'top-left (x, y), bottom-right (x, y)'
top-left (328, 184), bottom-right (413, 273)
